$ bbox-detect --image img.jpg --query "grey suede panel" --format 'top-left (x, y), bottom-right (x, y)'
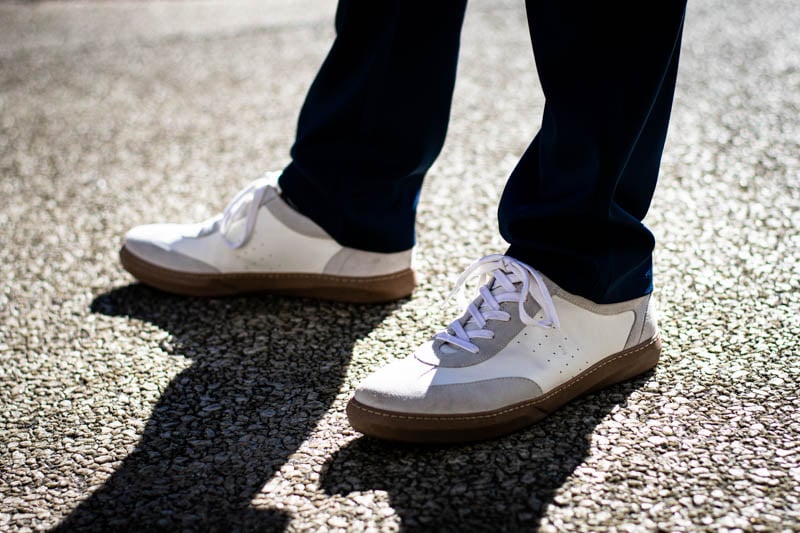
top-left (125, 242), bottom-right (220, 273)
top-left (323, 248), bottom-right (354, 274)
top-left (624, 296), bottom-right (658, 348)
top-left (641, 303), bottom-right (658, 341)
top-left (356, 377), bottom-right (543, 415)
top-left (323, 247), bottom-right (412, 276)
top-left (264, 189), bottom-right (331, 239)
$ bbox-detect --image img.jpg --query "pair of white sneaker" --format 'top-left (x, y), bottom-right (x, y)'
top-left (122, 175), bottom-right (660, 443)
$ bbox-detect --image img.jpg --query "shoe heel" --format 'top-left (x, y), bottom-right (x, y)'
top-left (585, 335), bottom-right (661, 395)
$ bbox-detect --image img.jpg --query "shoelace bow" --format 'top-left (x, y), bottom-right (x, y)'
top-left (434, 254), bottom-right (560, 353)
top-left (201, 172), bottom-right (281, 248)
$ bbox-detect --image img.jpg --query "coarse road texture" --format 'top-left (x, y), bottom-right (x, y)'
top-left (1, 1), bottom-right (799, 531)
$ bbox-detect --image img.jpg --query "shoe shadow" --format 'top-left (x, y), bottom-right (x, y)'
top-left (54, 284), bottom-right (400, 532)
top-left (320, 379), bottom-right (651, 531)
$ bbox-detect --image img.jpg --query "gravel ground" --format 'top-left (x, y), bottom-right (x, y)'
top-left (1, 0), bottom-right (799, 531)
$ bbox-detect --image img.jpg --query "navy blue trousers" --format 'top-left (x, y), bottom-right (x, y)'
top-left (280, 1), bottom-right (687, 304)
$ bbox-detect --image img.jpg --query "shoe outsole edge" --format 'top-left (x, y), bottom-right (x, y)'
top-left (346, 336), bottom-right (661, 443)
top-left (119, 246), bottom-right (416, 303)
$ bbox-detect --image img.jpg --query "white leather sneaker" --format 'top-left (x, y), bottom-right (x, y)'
top-left (120, 173), bottom-right (415, 302)
top-left (347, 254), bottom-right (660, 442)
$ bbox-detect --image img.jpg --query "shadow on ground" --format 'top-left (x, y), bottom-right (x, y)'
top-left (320, 384), bottom-right (649, 531)
top-left (54, 284), bottom-right (400, 532)
top-left (53, 284), bottom-right (651, 531)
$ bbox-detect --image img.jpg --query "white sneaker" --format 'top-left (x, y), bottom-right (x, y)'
top-left (120, 173), bottom-right (415, 302)
top-left (347, 254), bottom-right (660, 442)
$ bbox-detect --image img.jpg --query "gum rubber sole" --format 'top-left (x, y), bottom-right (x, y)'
top-left (346, 336), bottom-right (661, 443)
top-left (119, 246), bottom-right (416, 303)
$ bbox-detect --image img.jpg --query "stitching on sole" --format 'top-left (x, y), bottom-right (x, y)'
top-left (349, 337), bottom-right (660, 422)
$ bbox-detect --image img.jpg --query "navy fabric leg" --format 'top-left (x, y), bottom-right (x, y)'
top-left (279, 0), bottom-right (467, 253)
top-left (501, 2), bottom-right (687, 303)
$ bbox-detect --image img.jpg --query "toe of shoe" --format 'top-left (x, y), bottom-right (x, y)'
top-left (124, 224), bottom-right (219, 274)
top-left (353, 356), bottom-right (544, 416)
top-left (354, 356), bottom-right (434, 411)
top-left (125, 222), bottom-right (193, 245)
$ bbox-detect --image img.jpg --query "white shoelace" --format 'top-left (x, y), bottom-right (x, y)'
top-left (200, 172), bottom-right (281, 249)
top-left (434, 254), bottom-right (560, 353)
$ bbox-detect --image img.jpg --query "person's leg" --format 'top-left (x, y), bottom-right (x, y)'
top-left (500, 1), bottom-right (687, 304)
top-left (279, 0), bottom-right (468, 253)
top-left (120, 0), bottom-right (466, 302)
top-left (347, 2), bottom-right (689, 442)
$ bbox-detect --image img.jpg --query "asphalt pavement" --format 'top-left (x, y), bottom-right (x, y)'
top-left (1, 0), bottom-right (799, 531)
